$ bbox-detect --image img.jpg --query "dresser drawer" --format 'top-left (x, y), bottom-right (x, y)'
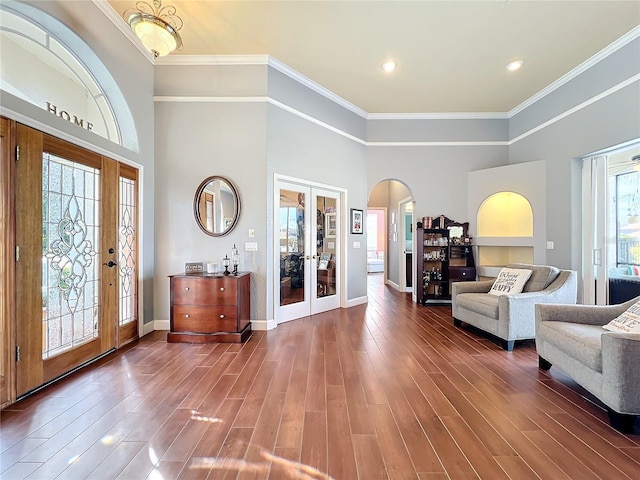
top-left (449, 266), bottom-right (476, 281)
top-left (173, 305), bottom-right (238, 333)
top-left (173, 277), bottom-right (237, 305)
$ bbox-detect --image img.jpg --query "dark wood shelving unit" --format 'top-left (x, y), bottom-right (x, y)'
top-left (416, 226), bottom-right (476, 304)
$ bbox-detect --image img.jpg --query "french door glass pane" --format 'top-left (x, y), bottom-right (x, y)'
top-left (316, 194), bottom-right (336, 299)
top-left (119, 176), bottom-right (136, 326)
top-left (280, 189), bottom-right (305, 306)
top-left (42, 153), bottom-right (100, 359)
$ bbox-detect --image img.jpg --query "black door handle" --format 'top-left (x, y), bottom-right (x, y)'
top-left (104, 260), bottom-right (117, 268)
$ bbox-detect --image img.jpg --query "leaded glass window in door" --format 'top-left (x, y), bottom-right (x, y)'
top-left (119, 176), bottom-right (136, 326)
top-left (42, 153), bottom-right (99, 359)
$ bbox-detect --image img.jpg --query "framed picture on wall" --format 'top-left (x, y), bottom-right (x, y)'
top-left (325, 212), bottom-right (337, 237)
top-left (351, 208), bottom-right (363, 234)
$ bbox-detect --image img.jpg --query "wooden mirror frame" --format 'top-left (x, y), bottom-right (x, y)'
top-left (447, 221), bottom-right (469, 242)
top-left (193, 176), bottom-right (240, 236)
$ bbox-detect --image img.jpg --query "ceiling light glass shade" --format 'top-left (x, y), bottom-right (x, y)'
top-left (124, 1), bottom-right (183, 58)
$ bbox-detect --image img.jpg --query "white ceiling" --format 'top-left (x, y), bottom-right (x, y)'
top-left (107, 1), bottom-right (640, 115)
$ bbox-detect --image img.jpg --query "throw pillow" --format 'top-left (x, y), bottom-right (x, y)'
top-left (603, 301), bottom-right (640, 333)
top-left (488, 268), bottom-right (532, 296)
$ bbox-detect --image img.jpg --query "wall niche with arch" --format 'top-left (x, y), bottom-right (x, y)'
top-left (467, 161), bottom-right (546, 277)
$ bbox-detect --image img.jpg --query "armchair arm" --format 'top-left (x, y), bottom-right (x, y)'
top-left (602, 333), bottom-right (640, 413)
top-left (497, 272), bottom-right (577, 340)
top-left (452, 279), bottom-right (493, 295)
top-left (535, 299), bottom-right (635, 327)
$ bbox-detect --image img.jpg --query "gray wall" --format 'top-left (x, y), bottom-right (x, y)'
top-left (366, 143), bottom-right (509, 226)
top-left (153, 63), bottom-right (368, 324)
top-left (509, 36), bottom-right (640, 273)
top-left (0, 0), bottom-right (156, 323)
top-left (266, 67), bottom-right (369, 308)
top-left (153, 64), bottom-right (268, 322)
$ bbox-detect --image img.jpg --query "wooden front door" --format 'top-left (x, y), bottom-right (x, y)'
top-left (14, 123), bottom-right (138, 397)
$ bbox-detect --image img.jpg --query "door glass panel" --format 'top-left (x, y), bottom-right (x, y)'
top-left (119, 176), bottom-right (136, 326)
top-left (316, 195), bottom-right (337, 299)
top-left (42, 153), bottom-right (100, 359)
top-left (279, 189), bottom-right (305, 306)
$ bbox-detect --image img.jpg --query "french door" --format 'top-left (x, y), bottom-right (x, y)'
top-left (276, 180), bottom-right (341, 323)
top-left (13, 123), bottom-right (138, 397)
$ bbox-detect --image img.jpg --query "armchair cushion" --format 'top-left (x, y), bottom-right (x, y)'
top-left (538, 321), bottom-right (603, 371)
top-left (455, 293), bottom-right (499, 319)
top-left (509, 263), bottom-right (560, 292)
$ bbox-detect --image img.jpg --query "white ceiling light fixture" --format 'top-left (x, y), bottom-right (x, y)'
top-left (381, 60), bottom-right (397, 73)
top-left (506, 60), bottom-right (524, 72)
top-left (124, 0), bottom-right (183, 58)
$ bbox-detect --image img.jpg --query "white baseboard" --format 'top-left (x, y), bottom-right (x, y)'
top-left (251, 319), bottom-right (277, 331)
top-left (345, 295), bottom-right (368, 308)
top-left (387, 280), bottom-right (401, 291)
top-left (142, 319), bottom-right (169, 336)
top-left (154, 320), bottom-right (170, 331)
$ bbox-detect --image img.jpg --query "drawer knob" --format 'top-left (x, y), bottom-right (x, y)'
top-left (185, 314), bottom-right (190, 318)
top-left (219, 287), bottom-right (225, 291)
top-left (185, 287), bottom-right (190, 291)
top-left (219, 314), bottom-right (225, 319)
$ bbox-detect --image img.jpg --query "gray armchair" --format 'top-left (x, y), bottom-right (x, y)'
top-left (536, 299), bottom-right (640, 433)
top-left (452, 263), bottom-right (577, 350)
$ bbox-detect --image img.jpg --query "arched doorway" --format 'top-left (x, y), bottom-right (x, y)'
top-left (367, 179), bottom-right (414, 293)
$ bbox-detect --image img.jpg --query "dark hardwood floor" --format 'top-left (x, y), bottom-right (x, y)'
top-left (2, 274), bottom-right (639, 479)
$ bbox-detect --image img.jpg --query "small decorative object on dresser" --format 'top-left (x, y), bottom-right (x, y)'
top-left (168, 271), bottom-right (251, 343)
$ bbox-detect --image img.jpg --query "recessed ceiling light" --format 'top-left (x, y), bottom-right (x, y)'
top-left (506, 60), bottom-right (524, 72)
top-left (381, 60), bottom-right (397, 73)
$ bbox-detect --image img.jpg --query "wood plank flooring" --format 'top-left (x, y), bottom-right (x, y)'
top-left (2, 274), bottom-right (639, 479)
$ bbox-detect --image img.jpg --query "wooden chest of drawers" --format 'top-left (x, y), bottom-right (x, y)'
top-left (167, 272), bottom-right (251, 343)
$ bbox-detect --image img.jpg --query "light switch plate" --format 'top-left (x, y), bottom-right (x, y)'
top-left (353, 241), bottom-right (361, 248)
top-left (248, 228), bottom-right (255, 237)
top-left (245, 241), bottom-right (258, 251)
top-left (546, 241), bottom-right (554, 250)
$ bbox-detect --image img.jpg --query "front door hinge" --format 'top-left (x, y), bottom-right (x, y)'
top-left (15, 246), bottom-right (19, 262)
top-left (15, 346), bottom-right (21, 362)
top-left (15, 145), bottom-right (19, 161)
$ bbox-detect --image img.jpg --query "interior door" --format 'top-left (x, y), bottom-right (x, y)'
top-left (14, 125), bottom-right (119, 396)
top-left (276, 181), bottom-right (341, 323)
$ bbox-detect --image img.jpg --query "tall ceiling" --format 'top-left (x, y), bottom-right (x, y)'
top-left (107, 1), bottom-right (640, 114)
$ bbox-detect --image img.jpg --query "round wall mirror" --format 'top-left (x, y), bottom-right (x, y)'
top-left (193, 176), bottom-right (240, 236)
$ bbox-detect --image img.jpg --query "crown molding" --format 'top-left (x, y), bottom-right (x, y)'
top-left (367, 112), bottom-right (508, 120)
top-left (508, 74), bottom-right (640, 145)
top-left (154, 54), bottom-right (270, 66)
top-left (92, 0), bottom-right (155, 63)
top-left (266, 57), bottom-right (369, 119)
top-left (508, 25), bottom-right (640, 118)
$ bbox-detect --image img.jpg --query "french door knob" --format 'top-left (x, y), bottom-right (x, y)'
top-left (103, 260), bottom-right (117, 268)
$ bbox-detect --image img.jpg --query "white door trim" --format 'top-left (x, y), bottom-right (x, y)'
top-left (274, 174), bottom-right (347, 324)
